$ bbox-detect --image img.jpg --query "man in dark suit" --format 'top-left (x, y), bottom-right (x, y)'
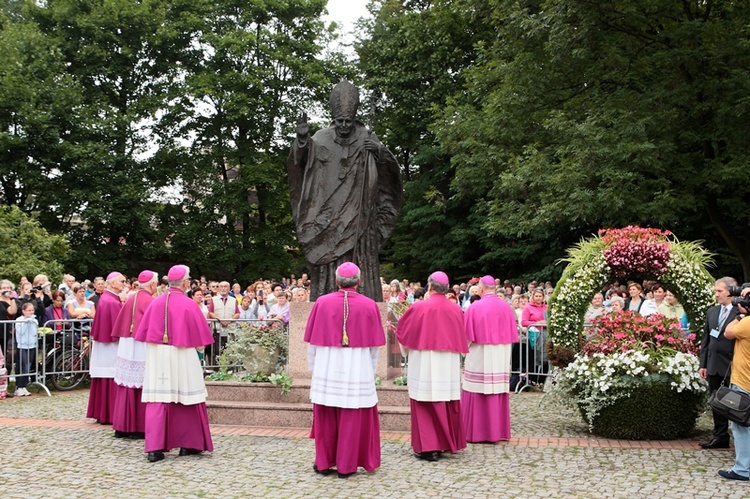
top-left (699, 277), bottom-right (740, 449)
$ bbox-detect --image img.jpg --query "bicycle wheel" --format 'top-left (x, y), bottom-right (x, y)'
top-left (50, 350), bottom-right (87, 391)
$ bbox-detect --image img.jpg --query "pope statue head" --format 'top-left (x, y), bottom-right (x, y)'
top-left (330, 80), bottom-right (359, 139)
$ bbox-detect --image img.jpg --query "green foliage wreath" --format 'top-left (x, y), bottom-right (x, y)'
top-left (547, 228), bottom-right (715, 366)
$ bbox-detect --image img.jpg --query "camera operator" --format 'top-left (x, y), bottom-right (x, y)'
top-left (718, 286), bottom-right (750, 481)
top-left (17, 281), bottom-right (46, 326)
top-left (699, 277), bottom-right (741, 449)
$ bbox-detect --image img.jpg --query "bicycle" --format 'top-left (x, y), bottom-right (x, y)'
top-left (43, 322), bottom-right (91, 391)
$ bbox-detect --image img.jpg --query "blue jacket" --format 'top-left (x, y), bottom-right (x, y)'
top-left (15, 316), bottom-right (38, 349)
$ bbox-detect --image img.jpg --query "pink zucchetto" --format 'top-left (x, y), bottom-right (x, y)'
top-left (106, 272), bottom-right (123, 283)
top-left (138, 270), bottom-right (156, 284)
top-left (429, 271), bottom-right (449, 285)
top-left (336, 262), bottom-right (360, 278)
top-left (167, 265), bottom-right (189, 281)
top-left (480, 275), bottom-right (495, 286)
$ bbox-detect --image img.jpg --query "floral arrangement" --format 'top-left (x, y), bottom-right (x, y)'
top-left (582, 311), bottom-right (697, 357)
top-left (600, 227), bottom-right (671, 278)
top-left (551, 312), bottom-right (706, 427)
top-left (548, 228), bottom-right (715, 358)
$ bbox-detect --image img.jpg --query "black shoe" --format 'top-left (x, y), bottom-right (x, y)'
top-left (114, 430), bottom-right (130, 439)
top-left (700, 438), bottom-right (730, 449)
top-left (337, 471), bottom-right (356, 479)
top-left (178, 448), bottom-right (201, 456)
top-left (414, 452), bottom-right (439, 462)
top-left (128, 432), bottom-right (145, 440)
top-left (313, 464), bottom-right (335, 476)
top-left (147, 452), bottom-right (165, 463)
top-left (719, 469), bottom-right (749, 481)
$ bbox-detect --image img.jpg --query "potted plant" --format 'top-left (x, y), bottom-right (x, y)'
top-left (224, 320), bottom-right (288, 375)
top-left (550, 311), bottom-right (707, 439)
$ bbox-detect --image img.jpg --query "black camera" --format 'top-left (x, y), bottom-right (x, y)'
top-left (729, 283), bottom-right (750, 309)
top-left (31, 285), bottom-right (43, 292)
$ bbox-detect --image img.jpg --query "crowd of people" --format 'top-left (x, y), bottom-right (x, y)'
top-left (4, 267), bottom-right (750, 480)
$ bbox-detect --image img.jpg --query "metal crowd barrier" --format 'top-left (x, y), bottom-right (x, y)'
top-left (40, 319), bottom-right (93, 392)
top-left (203, 317), bottom-right (288, 374)
top-left (511, 323), bottom-right (551, 393)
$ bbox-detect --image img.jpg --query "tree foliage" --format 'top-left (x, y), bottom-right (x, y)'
top-left (0, 205), bottom-right (69, 284)
top-left (436, 0), bottom-right (750, 280)
top-left (0, 0), bottom-right (345, 280)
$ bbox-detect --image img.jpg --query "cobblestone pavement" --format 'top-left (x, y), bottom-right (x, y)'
top-left (0, 389), bottom-right (747, 498)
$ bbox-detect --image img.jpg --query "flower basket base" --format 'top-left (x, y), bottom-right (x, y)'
top-left (243, 345), bottom-right (281, 376)
top-left (584, 380), bottom-right (705, 440)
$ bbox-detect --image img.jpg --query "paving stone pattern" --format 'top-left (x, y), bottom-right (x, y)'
top-left (0, 390), bottom-right (746, 498)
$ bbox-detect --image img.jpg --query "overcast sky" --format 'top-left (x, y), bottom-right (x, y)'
top-left (324, 0), bottom-right (370, 39)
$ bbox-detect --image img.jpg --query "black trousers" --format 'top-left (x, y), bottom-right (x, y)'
top-left (708, 373), bottom-right (731, 440)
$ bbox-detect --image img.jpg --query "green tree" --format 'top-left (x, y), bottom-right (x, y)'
top-left (0, 2), bottom-right (82, 215)
top-left (357, 0), bottom-right (499, 281)
top-left (0, 205), bottom-right (69, 284)
top-left (438, 0), bottom-right (750, 280)
top-left (158, 0), bottom-right (343, 281)
top-left (30, 0), bottom-right (190, 276)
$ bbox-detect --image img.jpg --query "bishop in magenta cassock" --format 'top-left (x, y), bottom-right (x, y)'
top-left (134, 265), bottom-right (214, 463)
top-left (462, 275), bottom-right (519, 443)
top-left (110, 270), bottom-right (158, 439)
top-left (305, 262), bottom-right (385, 478)
top-left (86, 271), bottom-right (125, 424)
top-left (396, 271), bottom-right (468, 462)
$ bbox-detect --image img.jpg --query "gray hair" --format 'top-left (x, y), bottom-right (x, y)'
top-left (428, 277), bottom-right (450, 294)
top-left (609, 296), bottom-right (625, 308)
top-left (336, 270), bottom-right (360, 289)
top-left (143, 273), bottom-right (159, 288)
top-left (716, 276), bottom-right (738, 289)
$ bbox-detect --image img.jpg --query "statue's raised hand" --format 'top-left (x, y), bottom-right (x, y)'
top-left (296, 112), bottom-right (309, 140)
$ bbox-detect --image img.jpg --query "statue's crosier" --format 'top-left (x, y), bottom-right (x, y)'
top-left (287, 80), bottom-right (402, 302)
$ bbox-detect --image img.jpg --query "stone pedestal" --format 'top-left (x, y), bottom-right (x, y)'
top-left (287, 301), bottom-right (391, 380)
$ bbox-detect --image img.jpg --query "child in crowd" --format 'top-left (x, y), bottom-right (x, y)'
top-left (15, 302), bottom-right (39, 397)
top-left (267, 291), bottom-right (290, 324)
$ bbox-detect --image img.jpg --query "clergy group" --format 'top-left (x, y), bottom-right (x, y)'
top-left (305, 263), bottom-right (518, 476)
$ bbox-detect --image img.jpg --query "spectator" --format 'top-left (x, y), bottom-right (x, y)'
top-left (267, 291), bottom-right (290, 324)
top-left (14, 302), bottom-right (38, 397)
top-left (252, 286), bottom-right (271, 320)
top-left (293, 287), bottom-right (309, 303)
top-left (624, 282), bottom-right (645, 313)
top-left (521, 290), bottom-right (547, 328)
top-left (389, 280), bottom-right (405, 303)
top-left (191, 289), bottom-right (209, 319)
top-left (67, 285), bottom-right (96, 321)
top-left (44, 291), bottom-right (70, 331)
top-left (640, 282), bottom-right (666, 316)
top-left (238, 295), bottom-right (257, 320)
top-left (719, 291), bottom-right (750, 481)
top-left (89, 277), bottom-right (106, 305)
top-left (609, 296), bottom-right (625, 314)
top-left (17, 281), bottom-right (46, 325)
top-left (57, 274), bottom-right (76, 301)
top-left (462, 285), bottom-right (479, 311)
top-left (584, 293), bottom-right (606, 324)
top-left (230, 283), bottom-right (243, 299)
top-left (1, 279), bottom-right (20, 388)
top-left (659, 290), bottom-right (688, 329)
